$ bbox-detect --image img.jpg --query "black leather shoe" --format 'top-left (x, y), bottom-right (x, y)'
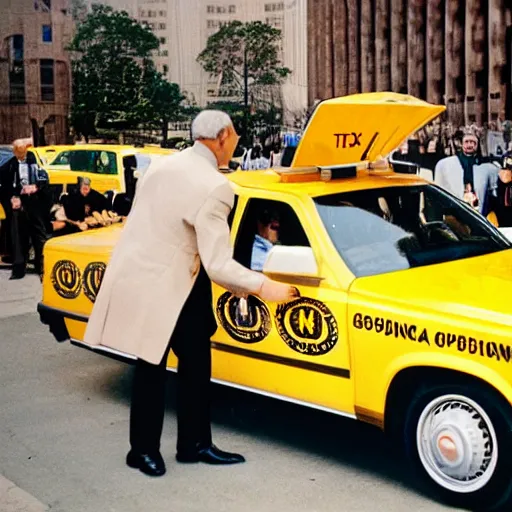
top-left (176, 444), bottom-right (245, 465)
top-left (10, 265), bottom-right (25, 280)
top-left (126, 450), bottom-right (166, 476)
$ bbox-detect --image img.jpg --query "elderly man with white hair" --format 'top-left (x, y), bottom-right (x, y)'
top-left (0, 138), bottom-right (50, 280)
top-left (84, 110), bottom-right (298, 477)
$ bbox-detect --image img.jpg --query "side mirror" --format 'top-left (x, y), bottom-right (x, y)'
top-left (263, 245), bottom-right (323, 286)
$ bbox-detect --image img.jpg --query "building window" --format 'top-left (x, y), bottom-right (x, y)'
top-left (265, 2), bottom-right (284, 12)
top-left (163, 64), bottom-right (169, 75)
top-left (159, 37), bottom-right (166, 44)
top-left (160, 50), bottom-right (168, 56)
top-left (8, 35), bottom-right (25, 104)
top-left (207, 5), bottom-right (215, 13)
top-left (35, 0), bottom-right (51, 11)
top-left (217, 6), bottom-right (226, 13)
top-left (140, 9), bottom-right (146, 17)
top-left (42, 25), bottom-right (52, 43)
top-left (266, 16), bottom-right (283, 29)
top-left (40, 59), bottom-right (55, 102)
top-left (229, 5), bottom-right (236, 13)
top-left (158, 23), bottom-right (166, 30)
top-left (159, 11), bottom-right (166, 17)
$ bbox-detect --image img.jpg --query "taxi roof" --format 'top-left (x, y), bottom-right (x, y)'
top-left (226, 167), bottom-right (427, 197)
top-left (35, 144), bottom-right (175, 155)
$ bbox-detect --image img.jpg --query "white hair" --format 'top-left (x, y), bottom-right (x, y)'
top-left (191, 110), bottom-right (232, 141)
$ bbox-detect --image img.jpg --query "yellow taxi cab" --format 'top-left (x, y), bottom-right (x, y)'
top-left (37, 93), bottom-right (512, 511)
top-left (39, 144), bottom-right (176, 199)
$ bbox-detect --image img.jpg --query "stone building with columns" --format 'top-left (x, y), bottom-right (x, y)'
top-left (308, 0), bottom-right (512, 126)
top-left (0, 0), bottom-right (73, 145)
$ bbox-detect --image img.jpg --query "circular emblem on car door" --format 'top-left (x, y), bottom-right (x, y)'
top-left (216, 292), bottom-right (272, 344)
top-left (83, 262), bottom-right (106, 303)
top-left (275, 298), bottom-right (338, 356)
top-left (51, 260), bottom-right (82, 299)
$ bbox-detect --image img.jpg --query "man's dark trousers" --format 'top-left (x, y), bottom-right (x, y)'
top-left (11, 195), bottom-right (49, 275)
top-left (129, 264), bottom-right (217, 456)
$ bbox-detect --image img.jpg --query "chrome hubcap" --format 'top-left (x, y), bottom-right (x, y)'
top-left (416, 394), bottom-right (498, 493)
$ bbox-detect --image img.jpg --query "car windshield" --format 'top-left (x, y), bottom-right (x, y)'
top-left (315, 184), bottom-right (511, 278)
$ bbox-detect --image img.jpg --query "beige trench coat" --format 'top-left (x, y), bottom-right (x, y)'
top-left (84, 142), bottom-right (265, 364)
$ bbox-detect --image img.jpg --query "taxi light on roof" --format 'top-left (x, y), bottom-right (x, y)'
top-left (275, 165), bottom-right (358, 183)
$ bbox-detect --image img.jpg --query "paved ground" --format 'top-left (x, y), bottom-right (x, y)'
top-left (0, 268), bottom-right (461, 512)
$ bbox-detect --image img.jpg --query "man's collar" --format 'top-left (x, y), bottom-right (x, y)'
top-left (192, 141), bottom-right (218, 168)
top-left (254, 234), bottom-right (273, 249)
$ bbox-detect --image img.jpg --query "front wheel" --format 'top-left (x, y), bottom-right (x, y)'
top-left (403, 383), bottom-right (512, 511)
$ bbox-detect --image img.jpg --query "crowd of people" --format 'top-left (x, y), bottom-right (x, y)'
top-left (392, 125), bottom-right (512, 227)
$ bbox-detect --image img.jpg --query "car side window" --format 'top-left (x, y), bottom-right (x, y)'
top-left (233, 198), bottom-right (310, 271)
top-left (50, 151), bottom-right (70, 165)
top-left (68, 150), bottom-right (118, 175)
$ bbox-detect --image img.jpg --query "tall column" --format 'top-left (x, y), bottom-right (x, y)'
top-left (307, 0), bottom-right (318, 104)
top-left (323, 0), bottom-right (333, 98)
top-left (360, 0), bottom-right (375, 92)
top-left (465, 0), bottom-right (486, 124)
top-left (445, 0), bottom-right (464, 125)
top-left (390, 0), bottom-right (407, 93)
top-left (375, 0), bottom-right (391, 91)
top-left (488, 0), bottom-right (507, 121)
top-left (315, 0), bottom-right (327, 99)
top-left (407, 0), bottom-right (426, 98)
top-left (332, 0), bottom-right (348, 96)
top-left (346, 0), bottom-right (360, 94)
top-left (426, 0), bottom-right (444, 104)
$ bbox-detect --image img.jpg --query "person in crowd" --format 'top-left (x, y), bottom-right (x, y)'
top-left (248, 144), bottom-right (262, 170)
top-left (112, 155), bottom-right (138, 217)
top-left (271, 142), bottom-right (282, 167)
top-left (260, 145), bottom-right (272, 169)
top-left (0, 138), bottom-right (51, 280)
top-left (62, 177), bottom-right (111, 226)
top-left (251, 207), bottom-right (280, 271)
top-left (435, 131), bottom-right (499, 215)
top-left (83, 110), bottom-right (298, 478)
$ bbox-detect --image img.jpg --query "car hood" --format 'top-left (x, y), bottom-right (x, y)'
top-left (45, 224), bottom-right (122, 256)
top-left (349, 249), bottom-right (512, 328)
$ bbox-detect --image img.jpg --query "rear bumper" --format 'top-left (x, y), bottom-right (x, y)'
top-left (37, 303), bottom-right (87, 343)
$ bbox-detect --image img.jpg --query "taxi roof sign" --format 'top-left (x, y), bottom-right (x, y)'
top-left (290, 92), bottom-right (446, 169)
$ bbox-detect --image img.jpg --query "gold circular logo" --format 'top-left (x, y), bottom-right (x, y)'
top-left (83, 262), bottom-right (106, 303)
top-left (51, 260), bottom-right (82, 299)
top-left (216, 292), bottom-right (271, 344)
top-left (275, 298), bottom-right (338, 356)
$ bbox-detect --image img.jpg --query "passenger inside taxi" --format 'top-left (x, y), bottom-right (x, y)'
top-left (233, 198), bottom-right (310, 272)
top-left (251, 207), bottom-right (281, 271)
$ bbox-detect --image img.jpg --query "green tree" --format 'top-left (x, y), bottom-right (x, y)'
top-left (197, 21), bottom-right (290, 93)
top-left (68, 5), bottom-right (163, 140)
top-left (144, 74), bottom-right (187, 144)
top-left (197, 21), bottom-right (290, 144)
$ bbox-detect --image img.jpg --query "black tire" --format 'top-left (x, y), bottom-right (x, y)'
top-left (403, 382), bottom-right (512, 511)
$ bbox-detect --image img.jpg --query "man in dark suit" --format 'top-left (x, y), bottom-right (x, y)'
top-left (0, 139), bottom-right (51, 280)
